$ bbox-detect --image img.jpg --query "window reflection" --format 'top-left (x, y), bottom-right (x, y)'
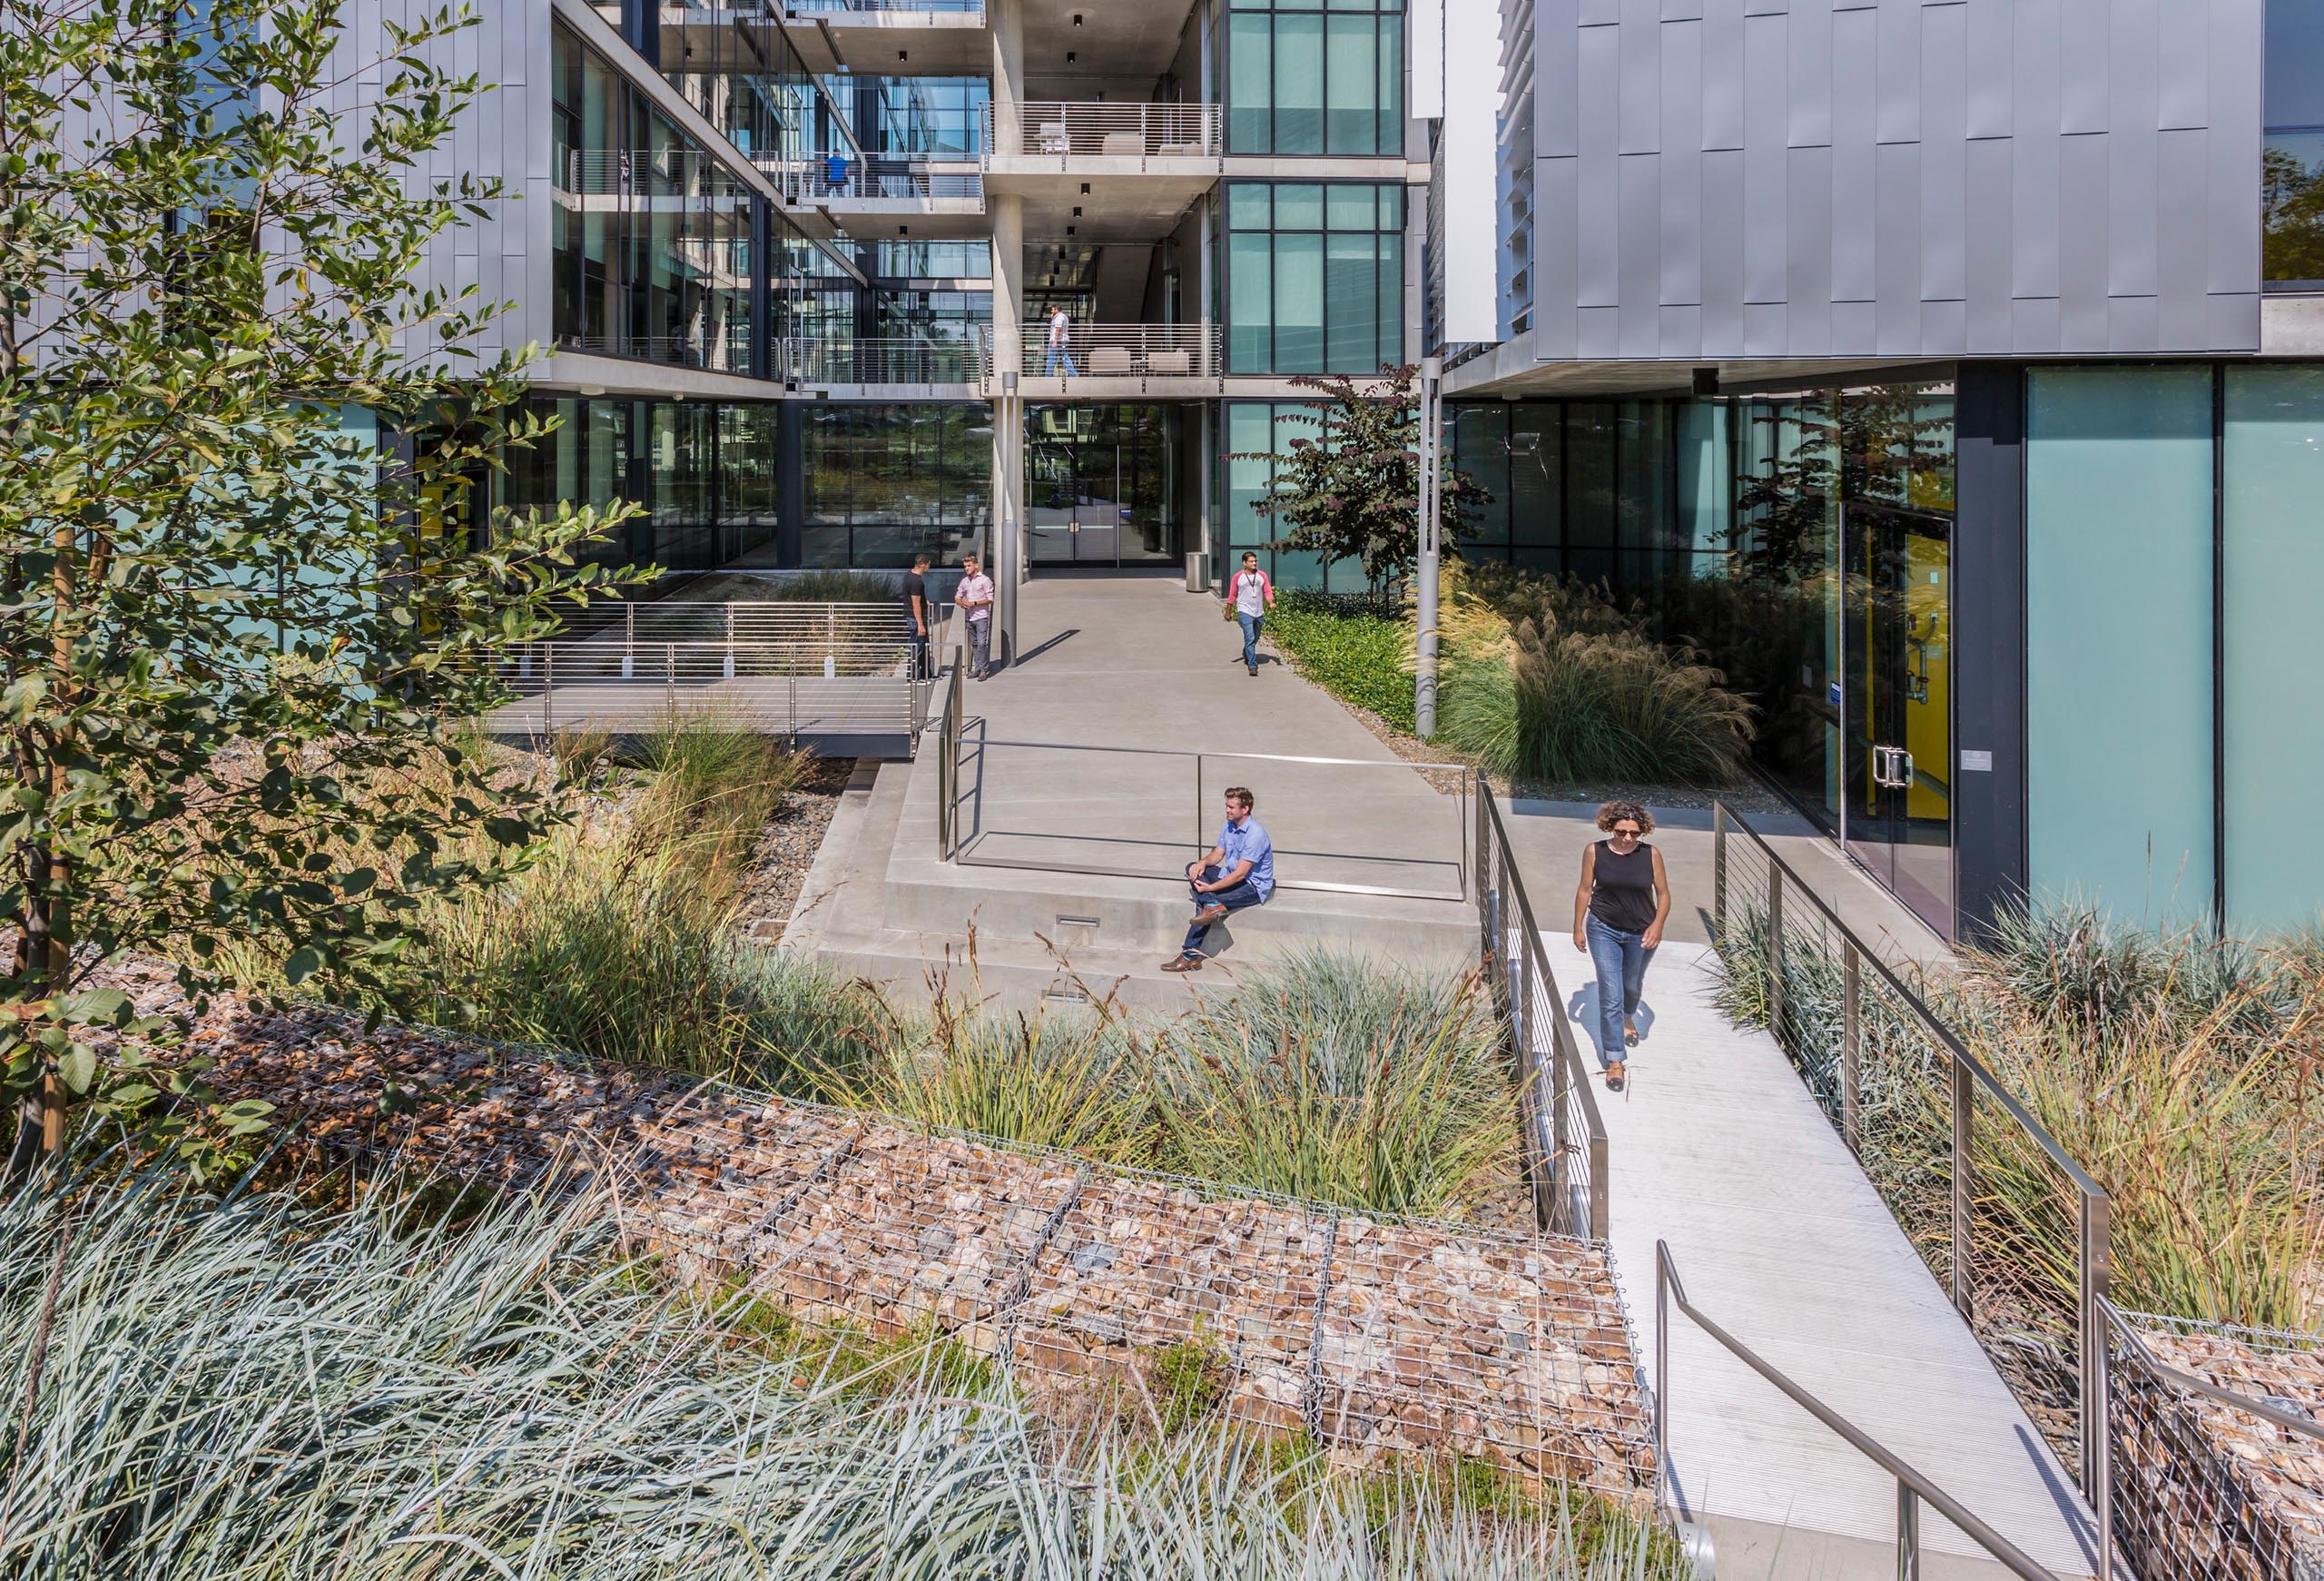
top-left (2265, 0), bottom-right (2324, 286)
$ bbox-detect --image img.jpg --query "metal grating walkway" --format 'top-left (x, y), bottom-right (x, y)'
top-left (1568, 940), bottom-right (2103, 1579)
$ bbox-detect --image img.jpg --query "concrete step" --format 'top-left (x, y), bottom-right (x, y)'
top-left (808, 924), bottom-right (1342, 1013)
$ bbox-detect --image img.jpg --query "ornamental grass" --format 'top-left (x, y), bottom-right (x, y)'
top-left (0, 1166), bottom-right (1679, 1579)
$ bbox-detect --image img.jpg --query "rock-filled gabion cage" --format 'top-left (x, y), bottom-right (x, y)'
top-left (148, 981), bottom-right (1659, 1505)
top-left (2112, 1314), bottom-right (2324, 1581)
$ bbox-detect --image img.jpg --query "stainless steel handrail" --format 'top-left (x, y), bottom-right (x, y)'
top-left (942, 736), bottom-right (1472, 903)
top-left (1655, 1240), bottom-right (2055, 1581)
top-left (1476, 780), bottom-right (1608, 1239)
top-left (1711, 799), bottom-right (2114, 1573)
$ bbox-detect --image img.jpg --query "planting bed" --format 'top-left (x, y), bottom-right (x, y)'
top-left (113, 963), bottom-right (1657, 1504)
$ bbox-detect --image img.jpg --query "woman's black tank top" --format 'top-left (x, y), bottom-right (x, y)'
top-left (1590, 840), bottom-right (1658, 934)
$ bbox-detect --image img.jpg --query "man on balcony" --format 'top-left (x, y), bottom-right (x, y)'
top-left (1044, 306), bottom-right (1077, 378)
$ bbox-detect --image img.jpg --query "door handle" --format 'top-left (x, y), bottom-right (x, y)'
top-left (1897, 750), bottom-right (1915, 789)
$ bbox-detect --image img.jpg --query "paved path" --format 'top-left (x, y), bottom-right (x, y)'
top-left (959, 574), bottom-right (1466, 898)
top-left (1568, 940), bottom-right (2100, 1580)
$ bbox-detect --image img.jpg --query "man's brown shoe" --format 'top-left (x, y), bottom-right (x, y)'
top-left (1606, 1062), bottom-right (1627, 1092)
top-left (1162, 954), bottom-right (1202, 973)
top-left (1189, 903), bottom-right (1229, 925)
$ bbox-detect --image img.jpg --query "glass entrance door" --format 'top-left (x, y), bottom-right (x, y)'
top-left (1026, 404), bottom-right (1179, 567)
top-left (1841, 502), bottom-right (1955, 937)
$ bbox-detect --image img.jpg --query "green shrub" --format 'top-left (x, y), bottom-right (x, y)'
top-left (760, 567), bottom-right (899, 603)
top-left (5, 1171), bottom-right (1682, 1579)
top-left (1144, 1339), bottom-right (1231, 1432)
top-left (1265, 591), bottom-right (1418, 730)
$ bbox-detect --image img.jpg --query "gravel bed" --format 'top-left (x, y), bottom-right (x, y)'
top-left (734, 756), bottom-right (851, 940)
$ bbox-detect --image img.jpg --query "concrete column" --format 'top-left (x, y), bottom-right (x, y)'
top-left (991, 191), bottom-right (1024, 380)
top-left (990, 0), bottom-right (1023, 156)
top-left (991, 393), bottom-right (1024, 657)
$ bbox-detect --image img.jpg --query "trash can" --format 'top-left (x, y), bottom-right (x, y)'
top-left (1185, 551), bottom-right (1209, 594)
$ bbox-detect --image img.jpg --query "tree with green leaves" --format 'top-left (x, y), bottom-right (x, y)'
top-left (0, 0), bottom-right (638, 1176)
top-left (1234, 365), bottom-right (1490, 593)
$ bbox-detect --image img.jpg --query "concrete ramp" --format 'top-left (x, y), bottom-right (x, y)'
top-left (1571, 941), bottom-right (2102, 1580)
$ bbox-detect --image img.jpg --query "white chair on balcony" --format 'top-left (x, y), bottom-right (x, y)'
top-left (1099, 132), bottom-right (1142, 157)
top-left (1157, 141), bottom-right (1205, 158)
top-left (1143, 349), bottom-right (1191, 376)
top-left (1038, 122), bottom-right (1068, 154)
top-left (1088, 346), bottom-right (1135, 375)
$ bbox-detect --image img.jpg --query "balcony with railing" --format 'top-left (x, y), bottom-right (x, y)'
top-left (1015, 323), bottom-right (1223, 390)
top-left (780, 335), bottom-right (989, 389)
top-left (984, 103), bottom-right (1221, 169)
top-left (766, 153), bottom-right (984, 215)
top-left (785, 0), bottom-right (982, 15)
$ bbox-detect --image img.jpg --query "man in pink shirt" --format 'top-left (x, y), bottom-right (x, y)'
top-left (1225, 549), bottom-right (1275, 677)
top-left (954, 552), bottom-right (996, 680)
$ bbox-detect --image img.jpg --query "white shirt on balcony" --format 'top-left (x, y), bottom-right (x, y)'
top-left (1049, 309), bottom-right (1070, 348)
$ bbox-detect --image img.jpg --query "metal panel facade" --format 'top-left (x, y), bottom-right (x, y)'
top-left (1527, 0), bottom-right (2265, 361)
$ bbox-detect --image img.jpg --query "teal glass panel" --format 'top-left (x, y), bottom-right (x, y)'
top-left (1327, 184), bottom-right (1375, 230)
top-left (1325, 14), bottom-right (1377, 153)
top-left (1376, 15), bottom-right (1402, 153)
top-left (1226, 181), bottom-right (1270, 231)
top-left (1376, 228), bottom-right (1403, 368)
top-left (1275, 13), bottom-right (1324, 153)
top-left (1324, 234), bottom-right (1375, 369)
top-left (2025, 367), bottom-right (2215, 924)
top-left (1227, 231), bottom-right (1273, 372)
top-left (1676, 400), bottom-right (1730, 556)
top-left (1227, 13), bottom-right (1273, 154)
top-left (1275, 182), bottom-right (1324, 230)
top-left (1274, 232), bottom-right (1324, 371)
top-left (1225, 401), bottom-right (1277, 548)
top-left (2222, 365), bottom-right (2324, 934)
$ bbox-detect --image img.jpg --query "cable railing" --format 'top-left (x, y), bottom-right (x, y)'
top-left (1654, 1241), bottom-right (2058, 1581)
top-left (479, 637), bottom-right (930, 741)
top-left (558, 331), bottom-right (754, 373)
top-left (557, 149), bottom-right (756, 197)
top-left (1709, 800), bottom-right (2115, 1573)
top-left (778, 335), bottom-right (989, 384)
top-left (1474, 782), bottom-right (1608, 1240)
top-left (766, 154), bottom-right (984, 207)
top-left (987, 102), bottom-right (1221, 163)
top-left (2102, 1302), bottom-right (2324, 1580)
top-left (1018, 322), bottom-right (1221, 380)
top-left (556, 600), bottom-right (910, 650)
top-left (787, 0), bottom-right (983, 13)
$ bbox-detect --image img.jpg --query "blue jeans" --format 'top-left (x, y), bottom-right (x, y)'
top-left (1236, 611), bottom-right (1263, 668)
top-left (1585, 913), bottom-right (1655, 1068)
top-left (1045, 345), bottom-right (1078, 377)
top-left (1182, 863), bottom-right (1263, 957)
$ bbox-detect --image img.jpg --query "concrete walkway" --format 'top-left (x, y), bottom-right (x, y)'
top-left (958, 574), bottom-right (1466, 898)
top-left (1560, 940), bottom-right (2099, 1580)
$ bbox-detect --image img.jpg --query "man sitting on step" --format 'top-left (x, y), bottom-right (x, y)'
top-left (1164, 786), bottom-right (1273, 973)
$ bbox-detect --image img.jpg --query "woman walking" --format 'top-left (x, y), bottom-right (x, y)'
top-left (1224, 550), bottom-right (1275, 677)
top-left (1571, 800), bottom-right (1669, 1092)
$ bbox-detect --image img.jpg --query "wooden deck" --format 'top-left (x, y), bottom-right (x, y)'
top-left (1567, 940), bottom-right (2102, 1580)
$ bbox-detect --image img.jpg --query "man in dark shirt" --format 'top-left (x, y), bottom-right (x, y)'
top-left (903, 553), bottom-right (931, 678)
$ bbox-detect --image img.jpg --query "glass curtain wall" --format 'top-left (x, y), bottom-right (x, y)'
top-left (801, 404), bottom-right (990, 567)
top-left (1225, 182), bottom-right (1403, 375)
top-left (1226, 0), bottom-right (1403, 156)
top-left (494, 397), bottom-right (783, 573)
top-left (552, 25), bottom-right (755, 373)
top-left (1444, 400), bottom-right (1687, 591)
top-left (659, 0), bottom-right (813, 162)
top-left (2265, 0), bottom-right (2324, 287)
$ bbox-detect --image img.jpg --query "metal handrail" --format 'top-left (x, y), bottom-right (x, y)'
top-left (789, 0), bottom-right (984, 13)
top-left (778, 335), bottom-right (990, 384)
top-left (943, 736), bottom-right (1472, 903)
top-left (1019, 321), bottom-right (1221, 380)
top-left (986, 101), bottom-right (1222, 162)
top-left (1655, 1240), bottom-right (2055, 1581)
top-left (935, 660), bottom-right (963, 858)
top-left (766, 154), bottom-right (984, 206)
top-left (1476, 780), bottom-right (1608, 1239)
top-left (1711, 798), bottom-right (2113, 1572)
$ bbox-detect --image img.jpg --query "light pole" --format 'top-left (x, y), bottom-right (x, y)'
top-left (1415, 355), bottom-right (1443, 738)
